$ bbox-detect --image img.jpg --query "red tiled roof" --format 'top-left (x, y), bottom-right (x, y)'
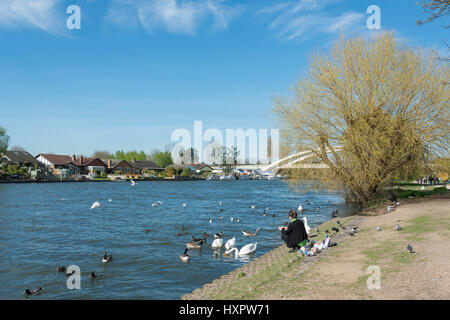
top-left (37, 154), bottom-right (72, 166)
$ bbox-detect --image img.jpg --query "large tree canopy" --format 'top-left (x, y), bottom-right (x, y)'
top-left (0, 126), bottom-right (9, 155)
top-left (274, 33), bottom-right (449, 203)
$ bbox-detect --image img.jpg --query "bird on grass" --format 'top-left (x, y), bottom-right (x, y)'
top-left (407, 244), bottom-right (415, 254)
top-left (332, 210), bottom-right (338, 218)
top-left (376, 227), bottom-right (382, 231)
top-left (396, 224), bottom-right (402, 231)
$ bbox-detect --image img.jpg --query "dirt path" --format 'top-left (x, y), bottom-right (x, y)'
top-left (182, 195), bottom-right (450, 300)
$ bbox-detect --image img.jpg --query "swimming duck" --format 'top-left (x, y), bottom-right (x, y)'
top-left (56, 266), bottom-right (66, 273)
top-left (102, 252), bottom-right (113, 263)
top-left (242, 228), bottom-right (260, 237)
top-left (23, 287), bottom-right (43, 296)
top-left (316, 206), bottom-right (321, 210)
top-left (90, 272), bottom-right (103, 279)
top-left (235, 218), bottom-right (240, 223)
top-left (179, 248), bottom-right (190, 262)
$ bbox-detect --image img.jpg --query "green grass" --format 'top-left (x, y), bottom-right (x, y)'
top-left (393, 187), bottom-right (448, 199)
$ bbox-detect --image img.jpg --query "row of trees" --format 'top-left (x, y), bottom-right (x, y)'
top-left (92, 149), bottom-right (174, 168)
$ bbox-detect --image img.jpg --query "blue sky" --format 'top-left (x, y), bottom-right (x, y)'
top-left (0, 0), bottom-right (448, 156)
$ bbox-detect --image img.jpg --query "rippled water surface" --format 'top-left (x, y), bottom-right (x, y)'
top-left (0, 180), bottom-right (359, 299)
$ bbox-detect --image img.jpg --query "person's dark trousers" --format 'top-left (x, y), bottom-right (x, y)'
top-left (281, 233), bottom-right (299, 250)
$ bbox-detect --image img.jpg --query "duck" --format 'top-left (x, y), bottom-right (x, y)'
top-left (316, 206), bottom-right (321, 210)
top-left (192, 233), bottom-right (208, 244)
top-left (212, 238), bottom-right (224, 248)
top-left (90, 272), bottom-right (103, 279)
top-left (56, 266), bottom-right (67, 273)
top-left (223, 242), bottom-right (257, 256)
top-left (302, 217), bottom-right (311, 234)
top-left (90, 201), bottom-right (101, 210)
top-left (224, 237), bottom-right (236, 250)
top-left (179, 248), bottom-right (190, 262)
top-left (235, 218), bottom-right (240, 223)
top-left (242, 228), bottom-right (260, 237)
top-left (23, 287), bottom-right (43, 296)
top-left (102, 252), bottom-right (113, 263)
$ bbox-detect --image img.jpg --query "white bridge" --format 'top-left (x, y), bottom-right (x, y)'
top-left (228, 146), bottom-right (342, 174)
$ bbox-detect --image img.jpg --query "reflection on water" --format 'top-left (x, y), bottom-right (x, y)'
top-left (0, 180), bottom-right (359, 299)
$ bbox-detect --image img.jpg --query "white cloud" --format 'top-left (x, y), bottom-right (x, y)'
top-left (107, 0), bottom-right (241, 35)
top-left (261, 0), bottom-right (365, 41)
top-left (0, 0), bottom-right (62, 33)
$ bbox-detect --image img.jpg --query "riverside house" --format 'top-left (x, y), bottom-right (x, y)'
top-left (71, 155), bottom-right (107, 175)
top-left (1, 150), bottom-right (40, 167)
top-left (35, 154), bottom-right (77, 176)
top-left (130, 159), bottom-right (164, 175)
top-left (103, 159), bottom-right (141, 177)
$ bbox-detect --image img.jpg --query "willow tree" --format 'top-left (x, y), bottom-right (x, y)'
top-left (0, 126), bottom-right (9, 155)
top-left (273, 33), bottom-right (449, 203)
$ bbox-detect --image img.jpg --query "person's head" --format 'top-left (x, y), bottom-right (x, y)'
top-left (288, 210), bottom-right (297, 221)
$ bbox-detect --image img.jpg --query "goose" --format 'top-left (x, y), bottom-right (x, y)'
top-left (212, 238), bottom-right (224, 248)
top-left (90, 201), bottom-right (101, 210)
top-left (192, 233), bottom-right (208, 244)
top-left (214, 231), bottom-right (223, 238)
top-left (102, 252), bottom-right (113, 263)
top-left (179, 248), bottom-right (190, 262)
top-left (302, 217), bottom-right (311, 235)
top-left (56, 266), bottom-right (67, 273)
top-left (186, 241), bottom-right (203, 249)
top-left (242, 228), bottom-right (260, 237)
top-left (223, 242), bottom-right (257, 256)
top-left (90, 272), bottom-right (103, 279)
top-left (23, 287), bottom-right (43, 296)
top-left (224, 237), bottom-right (236, 250)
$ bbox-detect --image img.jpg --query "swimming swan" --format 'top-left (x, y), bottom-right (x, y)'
top-left (211, 238), bottom-right (224, 248)
top-left (224, 237), bottom-right (236, 250)
top-left (224, 242), bottom-right (257, 256)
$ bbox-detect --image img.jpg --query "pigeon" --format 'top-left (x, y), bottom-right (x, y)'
top-left (396, 224), bottom-right (402, 231)
top-left (376, 227), bottom-right (382, 231)
top-left (386, 206), bottom-right (393, 214)
top-left (407, 244), bottom-right (415, 253)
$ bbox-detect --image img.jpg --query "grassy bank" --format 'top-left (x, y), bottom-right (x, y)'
top-left (182, 191), bottom-right (450, 300)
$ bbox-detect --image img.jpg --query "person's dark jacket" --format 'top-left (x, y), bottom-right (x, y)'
top-left (281, 219), bottom-right (308, 248)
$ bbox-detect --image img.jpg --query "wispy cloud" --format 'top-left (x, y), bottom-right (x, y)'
top-left (107, 0), bottom-right (242, 35)
top-left (0, 0), bottom-right (62, 33)
top-left (260, 0), bottom-right (365, 41)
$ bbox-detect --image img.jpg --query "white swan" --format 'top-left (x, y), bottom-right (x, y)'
top-left (219, 201), bottom-right (223, 205)
top-left (90, 201), bottom-right (101, 210)
top-left (224, 242), bottom-right (257, 256)
top-left (152, 201), bottom-right (163, 207)
top-left (224, 237), bottom-right (236, 250)
top-left (131, 179), bottom-right (136, 186)
top-left (302, 217), bottom-right (311, 235)
top-left (211, 238), bottom-right (223, 248)
top-left (250, 205), bottom-right (256, 209)
top-left (182, 203), bottom-right (187, 207)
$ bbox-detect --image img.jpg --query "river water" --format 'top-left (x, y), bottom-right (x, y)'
top-left (0, 180), bottom-right (359, 299)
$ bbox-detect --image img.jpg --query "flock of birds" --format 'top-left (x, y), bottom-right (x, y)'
top-left (23, 184), bottom-right (407, 297)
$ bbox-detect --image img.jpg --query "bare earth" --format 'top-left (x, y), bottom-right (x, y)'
top-left (182, 194), bottom-right (450, 300)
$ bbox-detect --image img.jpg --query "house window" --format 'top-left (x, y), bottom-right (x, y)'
top-left (126, 168), bottom-right (130, 173)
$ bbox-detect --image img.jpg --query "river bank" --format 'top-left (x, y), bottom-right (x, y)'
top-left (181, 193), bottom-right (450, 300)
